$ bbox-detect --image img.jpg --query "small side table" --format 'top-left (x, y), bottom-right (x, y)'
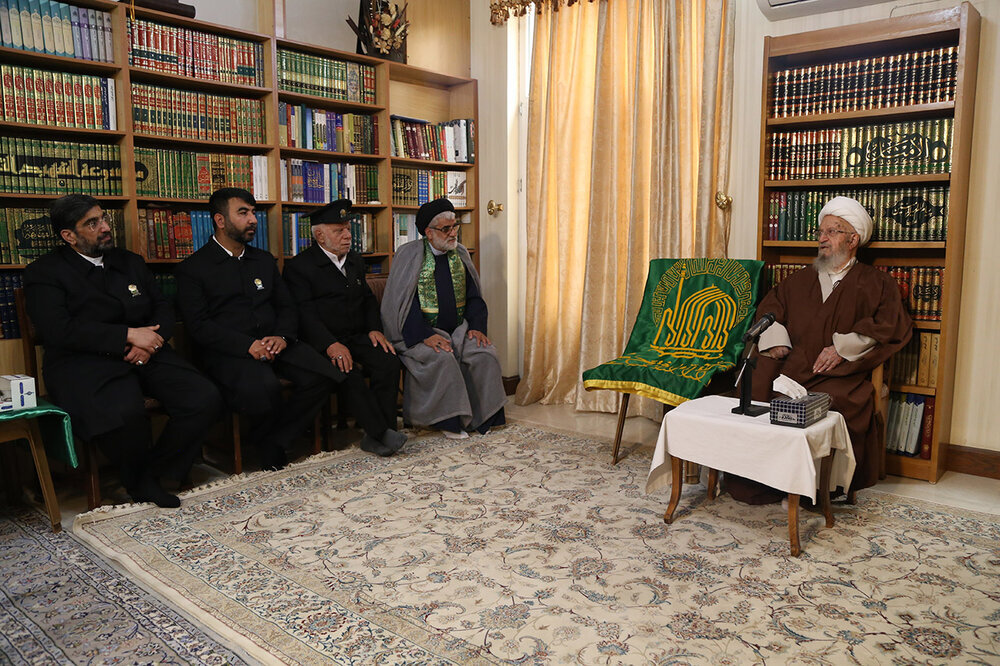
top-left (646, 395), bottom-right (856, 556)
top-left (0, 400), bottom-right (75, 533)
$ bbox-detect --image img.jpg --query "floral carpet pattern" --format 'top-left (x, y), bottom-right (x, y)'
top-left (74, 424), bottom-right (1000, 664)
top-left (0, 505), bottom-right (248, 665)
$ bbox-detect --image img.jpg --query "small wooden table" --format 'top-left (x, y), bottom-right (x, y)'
top-left (646, 395), bottom-right (855, 556)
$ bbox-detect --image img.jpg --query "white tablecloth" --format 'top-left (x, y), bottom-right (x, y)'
top-left (646, 395), bottom-right (856, 502)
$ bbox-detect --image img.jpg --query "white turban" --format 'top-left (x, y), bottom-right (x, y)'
top-left (818, 196), bottom-right (872, 245)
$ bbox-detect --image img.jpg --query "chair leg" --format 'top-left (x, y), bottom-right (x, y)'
top-left (85, 439), bottom-right (101, 510)
top-left (231, 413), bottom-right (243, 475)
top-left (612, 393), bottom-right (630, 465)
top-left (25, 420), bottom-right (61, 533)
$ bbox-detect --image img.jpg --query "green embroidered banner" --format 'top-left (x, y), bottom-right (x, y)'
top-left (583, 258), bottom-right (764, 405)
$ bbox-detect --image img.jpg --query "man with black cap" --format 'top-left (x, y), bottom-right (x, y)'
top-left (175, 188), bottom-right (403, 470)
top-left (24, 194), bottom-right (223, 507)
top-left (282, 199), bottom-right (406, 452)
top-left (381, 197), bottom-right (506, 438)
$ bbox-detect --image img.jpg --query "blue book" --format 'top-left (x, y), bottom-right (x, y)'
top-left (304, 107), bottom-right (313, 149)
top-left (76, 4), bottom-right (88, 60)
top-left (57, 3), bottom-right (71, 57)
top-left (1, 0), bottom-right (13, 48)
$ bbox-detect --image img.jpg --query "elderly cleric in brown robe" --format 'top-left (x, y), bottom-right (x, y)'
top-left (381, 198), bottom-right (506, 438)
top-left (730, 196), bottom-right (912, 503)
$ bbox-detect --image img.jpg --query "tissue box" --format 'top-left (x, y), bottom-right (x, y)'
top-left (770, 391), bottom-right (831, 428)
top-left (0, 375), bottom-right (37, 412)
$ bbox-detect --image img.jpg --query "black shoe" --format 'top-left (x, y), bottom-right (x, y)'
top-left (129, 477), bottom-right (181, 509)
top-left (360, 434), bottom-right (395, 457)
top-left (260, 445), bottom-right (288, 471)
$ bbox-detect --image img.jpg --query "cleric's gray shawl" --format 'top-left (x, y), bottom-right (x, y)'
top-left (381, 240), bottom-right (506, 429)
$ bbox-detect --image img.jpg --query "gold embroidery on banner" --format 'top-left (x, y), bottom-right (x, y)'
top-left (648, 260), bottom-right (753, 362)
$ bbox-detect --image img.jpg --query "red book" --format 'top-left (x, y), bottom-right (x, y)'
top-left (919, 396), bottom-right (935, 459)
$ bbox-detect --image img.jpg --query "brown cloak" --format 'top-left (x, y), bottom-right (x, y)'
top-left (740, 262), bottom-right (912, 498)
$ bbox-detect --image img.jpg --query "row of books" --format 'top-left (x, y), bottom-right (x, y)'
top-left (152, 272), bottom-right (176, 301)
top-left (0, 206), bottom-right (124, 264)
top-left (878, 265), bottom-right (943, 321)
top-left (392, 211), bottom-right (469, 251)
top-left (131, 83), bottom-right (265, 144)
top-left (0, 0), bottom-right (113, 62)
top-left (281, 210), bottom-right (375, 257)
top-left (764, 262), bottom-right (806, 289)
top-left (141, 207), bottom-right (268, 260)
top-left (764, 186), bottom-right (949, 242)
top-left (278, 103), bottom-right (378, 155)
top-left (1, 64), bottom-right (117, 130)
top-left (278, 159), bottom-right (378, 204)
top-left (134, 148), bottom-right (269, 200)
top-left (767, 119), bottom-right (953, 180)
top-left (276, 49), bottom-right (376, 105)
top-left (391, 168), bottom-right (468, 207)
top-left (389, 116), bottom-right (477, 164)
top-left (886, 393), bottom-right (934, 459)
top-left (0, 271), bottom-right (23, 339)
top-left (127, 18), bottom-right (265, 87)
top-left (1, 138), bottom-right (121, 194)
top-left (770, 46), bottom-right (958, 118)
top-left (892, 332), bottom-right (940, 389)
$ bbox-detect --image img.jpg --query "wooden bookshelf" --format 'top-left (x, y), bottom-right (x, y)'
top-left (756, 3), bottom-right (980, 483)
top-left (0, 1), bottom-right (479, 363)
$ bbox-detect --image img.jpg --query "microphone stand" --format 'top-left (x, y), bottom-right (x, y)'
top-left (732, 336), bottom-right (770, 417)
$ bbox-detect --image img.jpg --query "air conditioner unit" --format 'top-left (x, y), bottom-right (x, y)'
top-left (756, 0), bottom-right (896, 22)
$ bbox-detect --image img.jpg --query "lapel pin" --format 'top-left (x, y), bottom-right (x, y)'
top-left (254, 278), bottom-right (264, 290)
top-left (127, 284), bottom-right (140, 297)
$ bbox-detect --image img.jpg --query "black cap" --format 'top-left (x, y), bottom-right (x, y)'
top-left (308, 198), bottom-right (353, 226)
top-left (416, 198), bottom-right (455, 235)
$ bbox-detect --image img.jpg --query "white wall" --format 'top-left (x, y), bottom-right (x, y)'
top-left (728, 0), bottom-right (1000, 452)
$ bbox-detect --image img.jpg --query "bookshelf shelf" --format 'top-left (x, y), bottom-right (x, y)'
top-left (766, 101), bottom-right (955, 128)
top-left (128, 68), bottom-right (272, 98)
top-left (274, 38), bottom-right (383, 66)
top-left (765, 174), bottom-right (950, 188)
top-left (756, 3), bottom-right (980, 484)
top-left (391, 205), bottom-right (475, 212)
top-left (390, 157), bottom-right (474, 170)
top-left (0, 122), bottom-right (125, 140)
top-left (132, 134), bottom-right (273, 153)
top-left (0, 46), bottom-right (121, 75)
top-left (278, 147), bottom-right (382, 162)
top-left (894, 384), bottom-right (936, 396)
top-left (388, 61), bottom-right (473, 88)
top-left (136, 197), bottom-right (277, 206)
top-left (280, 201), bottom-right (386, 209)
top-left (0, 194), bottom-right (128, 201)
top-left (276, 91), bottom-right (383, 114)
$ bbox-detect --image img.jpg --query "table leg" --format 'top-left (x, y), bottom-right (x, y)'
top-left (706, 468), bottom-right (719, 501)
top-left (787, 493), bottom-right (800, 557)
top-left (819, 452), bottom-right (834, 528)
top-left (663, 456), bottom-right (684, 524)
top-left (26, 420), bottom-right (61, 533)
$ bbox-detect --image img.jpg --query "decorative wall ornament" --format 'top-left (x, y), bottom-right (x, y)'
top-left (347, 1), bottom-right (409, 62)
top-left (489, 0), bottom-right (599, 26)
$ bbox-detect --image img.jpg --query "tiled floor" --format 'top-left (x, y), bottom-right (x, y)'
top-left (507, 401), bottom-right (1000, 516)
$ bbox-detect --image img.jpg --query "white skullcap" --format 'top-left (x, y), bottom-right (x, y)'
top-left (818, 196), bottom-right (873, 245)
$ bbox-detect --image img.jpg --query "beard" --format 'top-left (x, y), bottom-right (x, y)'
top-left (77, 232), bottom-right (114, 257)
top-left (429, 236), bottom-right (458, 253)
top-left (814, 246), bottom-right (850, 273)
top-left (223, 218), bottom-right (256, 245)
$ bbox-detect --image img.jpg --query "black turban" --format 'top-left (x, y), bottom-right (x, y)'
top-left (416, 198), bottom-right (455, 235)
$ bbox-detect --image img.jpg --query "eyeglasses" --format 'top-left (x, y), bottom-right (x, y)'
top-left (814, 228), bottom-right (855, 240)
top-left (427, 222), bottom-right (460, 235)
top-left (79, 212), bottom-right (112, 230)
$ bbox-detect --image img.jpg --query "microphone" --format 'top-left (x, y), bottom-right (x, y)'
top-left (742, 312), bottom-right (776, 342)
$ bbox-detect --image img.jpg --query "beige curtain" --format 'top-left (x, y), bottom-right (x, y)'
top-left (516, 0), bottom-right (735, 419)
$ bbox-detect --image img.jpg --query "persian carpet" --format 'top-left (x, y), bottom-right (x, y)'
top-left (74, 424), bottom-right (1000, 664)
top-left (0, 505), bottom-right (248, 665)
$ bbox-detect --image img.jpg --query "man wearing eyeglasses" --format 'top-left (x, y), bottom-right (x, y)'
top-left (24, 194), bottom-right (222, 508)
top-left (282, 199), bottom-right (407, 456)
top-left (381, 198), bottom-right (506, 439)
top-left (725, 196), bottom-right (912, 505)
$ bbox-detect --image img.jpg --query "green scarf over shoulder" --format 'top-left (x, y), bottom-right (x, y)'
top-left (417, 239), bottom-right (467, 327)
